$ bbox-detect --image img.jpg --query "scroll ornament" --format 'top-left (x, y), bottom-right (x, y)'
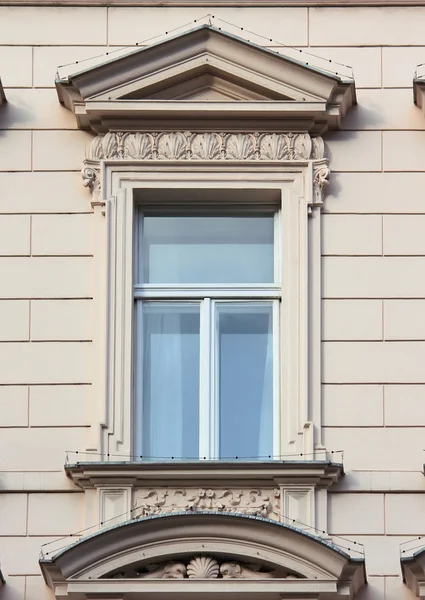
top-left (109, 555), bottom-right (300, 579)
top-left (81, 131), bottom-right (329, 211)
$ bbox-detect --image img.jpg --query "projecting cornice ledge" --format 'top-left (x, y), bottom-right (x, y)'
top-left (65, 459), bottom-right (344, 489)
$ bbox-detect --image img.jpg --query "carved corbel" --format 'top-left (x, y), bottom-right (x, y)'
top-left (81, 160), bottom-right (104, 212)
top-left (309, 159), bottom-right (330, 214)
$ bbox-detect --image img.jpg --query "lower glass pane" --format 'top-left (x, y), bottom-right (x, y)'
top-left (141, 303), bottom-right (200, 459)
top-left (217, 303), bottom-right (274, 459)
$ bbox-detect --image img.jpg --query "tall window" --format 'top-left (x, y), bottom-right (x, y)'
top-left (134, 190), bottom-right (281, 460)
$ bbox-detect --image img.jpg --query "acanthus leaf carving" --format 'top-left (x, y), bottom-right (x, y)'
top-left (87, 131), bottom-right (325, 162)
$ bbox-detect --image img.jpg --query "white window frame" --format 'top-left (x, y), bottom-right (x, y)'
top-left (91, 162), bottom-right (324, 460)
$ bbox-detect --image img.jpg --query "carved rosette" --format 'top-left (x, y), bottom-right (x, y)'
top-left (82, 131), bottom-right (329, 212)
top-left (107, 555), bottom-right (300, 580)
top-left (133, 487), bottom-right (281, 520)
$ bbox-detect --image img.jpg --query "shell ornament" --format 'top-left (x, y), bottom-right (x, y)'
top-left (187, 556), bottom-right (219, 579)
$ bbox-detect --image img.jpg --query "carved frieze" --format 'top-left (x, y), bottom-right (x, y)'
top-left (87, 131), bottom-right (325, 162)
top-left (108, 555), bottom-right (301, 580)
top-left (133, 487), bottom-right (281, 520)
top-left (82, 131), bottom-right (329, 212)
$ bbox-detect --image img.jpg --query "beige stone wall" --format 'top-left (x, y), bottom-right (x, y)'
top-left (1, 4), bottom-right (425, 600)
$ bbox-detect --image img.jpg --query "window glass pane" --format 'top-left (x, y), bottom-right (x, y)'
top-left (141, 303), bottom-right (200, 459)
top-left (141, 216), bottom-right (274, 284)
top-left (217, 303), bottom-right (274, 459)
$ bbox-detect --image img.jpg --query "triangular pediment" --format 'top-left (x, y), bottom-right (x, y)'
top-left (56, 25), bottom-right (356, 135)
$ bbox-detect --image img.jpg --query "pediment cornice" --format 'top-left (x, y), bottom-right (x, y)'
top-left (56, 25), bottom-right (356, 135)
top-left (40, 513), bottom-right (365, 599)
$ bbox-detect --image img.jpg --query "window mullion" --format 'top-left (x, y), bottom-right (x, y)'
top-left (199, 298), bottom-right (212, 459)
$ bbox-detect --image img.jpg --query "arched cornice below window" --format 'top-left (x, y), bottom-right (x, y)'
top-left (40, 513), bottom-right (365, 600)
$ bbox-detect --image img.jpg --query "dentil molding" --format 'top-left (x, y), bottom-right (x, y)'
top-left (81, 131), bottom-right (329, 211)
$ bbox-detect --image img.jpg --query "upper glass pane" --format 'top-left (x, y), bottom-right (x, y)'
top-left (140, 216), bottom-right (275, 284)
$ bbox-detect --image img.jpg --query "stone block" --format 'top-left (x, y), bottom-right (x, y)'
top-left (0, 472), bottom-right (77, 492)
top-left (303, 47), bottom-right (381, 89)
top-left (329, 493), bottom-right (384, 535)
top-left (384, 215), bottom-right (425, 256)
top-left (325, 173), bottom-right (425, 214)
top-left (323, 257), bottom-right (425, 298)
top-left (385, 576), bottom-right (419, 600)
top-left (0, 216), bottom-right (30, 256)
top-left (29, 385), bottom-right (90, 426)
top-left (322, 384), bottom-right (383, 426)
top-left (323, 341), bottom-right (425, 383)
top-left (26, 576), bottom-right (56, 600)
top-left (385, 494), bottom-right (425, 534)
top-left (0, 173), bottom-right (90, 214)
top-left (0, 342), bottom-right (92, 384)
top-left (383, 131), bottom-right (425, 172)
top-left (31, 214), bottom-right (93, 256)
top-left (322, 215), bottom-right (382, 256)
top-left (0, 494), bottom-right (27, 535)
top-left (322, 300), bottom-right (382, 341)
top-left (31, 300), bottom-right (92, 341)
top-left (28, 492), bottom-right (84, 535)
top-left (323, 427), bottom-right (425, 471)
top-left (33, 131), bottom-right (94, 171)
top-left (0, 257), bottom-right (92, 298)
top-left (0, 301), bottom-right (29, 341)
top-left (0, 131), bottom-right (31, 172)
top-left (384, 300), bottom-right (425, 340)
top-left (347, 577), bottom-right (384, 600)
top-left (345, 536), bottom-right (414, 577)
top-left (108, 7), bottom-right (308, 46)
top-left (309, 7), bottom-right (425, 45)
top-left (33, 46), bottom-right (108, 88)
top-left (3, 89), bottom-right (77, 130)
top-left (325, 132), bottom-right (381, 172)
top-left (0, 427), bottom-right (87, 471)
top-left (383, 46), bottom-right (425, 88)
top-left (0, 537), bottom-right (58, 575)
top-left (0, 386), bottom-right (28, 426)
top-left (0, 47), bottom-right (32, 87)
top-left (385, 385), bottom-right (425, 426)
top-left (341, 89), bottom-right (425, 131)
top-left (0, 576), bottom-right (25, 600)
top-left (0, 7), bottom-right (107, 44)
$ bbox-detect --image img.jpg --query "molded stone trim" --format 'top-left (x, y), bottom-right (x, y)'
top-left (3, 0), bottom-right (425, 5)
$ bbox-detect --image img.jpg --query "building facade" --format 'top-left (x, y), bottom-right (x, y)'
top-left (1, 2), bottom-right (425, 599)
